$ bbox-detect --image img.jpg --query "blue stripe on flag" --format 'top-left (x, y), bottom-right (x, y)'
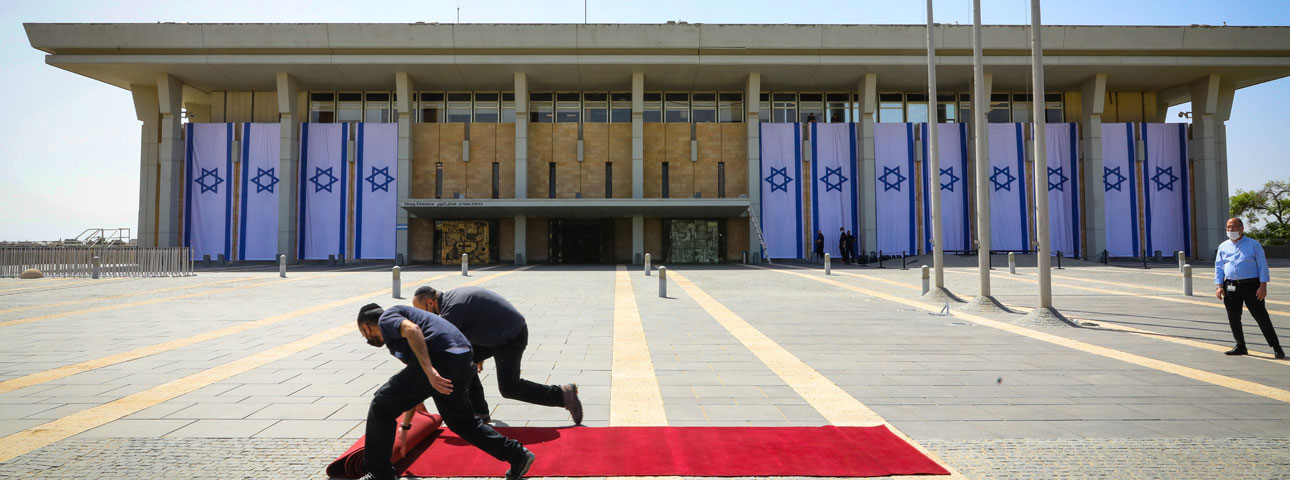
top-left (849, 123), bottom-right (859, 255)
top-left (1178, 122), bottom-right (1190, 257)
top-left (904, 123), bottom-right (915, 255)
top-left (239, 123), bottom-right (250, 261)
top-left (339, 123), bottom-right (348, 258)
top-left (959, 123), bottom-right (970, 251)
top-left (921, 123), bottom-right (930, 253)
top-left (224, 123), bottom-right (233, 260)
top-left (800, 123), bottom-right (807, 259)
top-left (355, 123), bottom-right (365, 260)
top-left (1142, 123), bottom-right (1153, 256)
top-left (184, 123), bottom-right (194, 250)
top-left (1127, 123), bottom-right (1139, 255)
top-left (1015, 123), bottom-right (1028, 251)
top-left (298, 123), bottom-right (309, 260)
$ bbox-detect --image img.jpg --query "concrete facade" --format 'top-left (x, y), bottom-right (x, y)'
top-left (25, 23), bottom-right (1290, 262)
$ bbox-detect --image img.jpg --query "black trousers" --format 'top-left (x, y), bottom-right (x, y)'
top-left (468, 324), bottom-right (564, 416)
top-left (364, 350), bottom-right (526, 480)
top-left (1222, 279), bottom-right (1284, 352)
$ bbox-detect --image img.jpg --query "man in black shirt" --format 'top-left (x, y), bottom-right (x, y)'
top-left (814, 230), bottom-right (825, 264)
top-left (414, 286), bottom-right (583, 425)
top-left (356, 303), bottom-right (535, 480)
top-left (838, 227), bottom-right (851, 264)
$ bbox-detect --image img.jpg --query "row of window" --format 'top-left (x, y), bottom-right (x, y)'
top-left (427, 161), bottom-right (729, 200)
top-left (306, 91), bottom-right (1065, 125)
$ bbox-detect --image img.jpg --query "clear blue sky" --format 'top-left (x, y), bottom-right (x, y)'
top-left (1, 0), bottom-right (1288, 241)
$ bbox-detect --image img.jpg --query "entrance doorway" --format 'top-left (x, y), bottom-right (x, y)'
top-left (548, 219), bottom-right (612, 264)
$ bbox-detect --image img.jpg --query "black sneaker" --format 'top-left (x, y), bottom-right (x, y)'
top-left (505, 447), bottom-right (536, 480)
top-left (561, 383), bottom-right (583, 425)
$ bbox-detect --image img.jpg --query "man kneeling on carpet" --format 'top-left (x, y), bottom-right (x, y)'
top-left (412, 285), bottom-right (583, 425)
top-left (356, 303), bottom-right (535, 480)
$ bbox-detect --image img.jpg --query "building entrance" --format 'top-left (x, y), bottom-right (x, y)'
top-left (548, 219), bottom-right (612, 264)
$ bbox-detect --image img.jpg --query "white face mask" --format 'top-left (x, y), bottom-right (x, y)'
top-left (1227, 231), bottom-right (1242, 241)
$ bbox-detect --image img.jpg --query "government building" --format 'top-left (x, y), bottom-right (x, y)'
top-left (24, 23), bottom-right (1290, 264)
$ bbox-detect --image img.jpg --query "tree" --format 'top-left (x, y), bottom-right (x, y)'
top-left (1231, 179), bottom-right (1290, 242)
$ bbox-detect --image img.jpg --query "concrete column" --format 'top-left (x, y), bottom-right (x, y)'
top-left (1189, 74), bottom-right (1234, 259)
top-left (132, 85), bottom-right (161, 248)
top-left (746, 73), bottom-right (762, 258)
top-left (514, 73), bottom-right (529, 200)
top-left (1080, 74), bottom-right (1108, 258)
top-left (514, 214), bottom-right (527, 265)
top-left (395, 73), bottom-right (415, 265)
top-left (276, 73), bottom-right (301, 262)
top-left (858, 73), bottom-right (877, 254)
top-left (632, 72), bottom-right (645, 199)
top-left (632, 214), bottom-right (644, 264)
top-left (156, 74), bottom-right (184, 248)
top-left (969, 72), bottom-right (994, 250)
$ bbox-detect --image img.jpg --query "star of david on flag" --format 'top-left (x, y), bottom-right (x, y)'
top-left (251, 167), bottom-right (279, 194)
top-left (366, 166), bottom-right (394, 193)
top-left (821, 166), bottom-right (849, 192)
top-left (940, 167), bottom-right (959, 192)
top-left (1047, 166), bottom-right (1068, 192)
top-left (990, 166), bottom-right (1016, 192)
top-left (310, 166), bottom-right (338, 193)
top-left (1151, 166), bottom-right (1178, 192)
top-left (194, 167), bottom-right (224, 194)
top-left (1103, 166), bottom-right (1126, 192)
top-left (879, 166), bottom-right (905, 192)
top-left (764, 166), bottom-right (792, 193)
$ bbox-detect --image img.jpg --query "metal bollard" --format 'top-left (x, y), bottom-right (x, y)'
top-left (217, 254), bottom-right (226, 267)
top-left (462, 254), bottom-right (469, 276)
top-left (1008, 252), bottom-right (1016, 274)
top-left (1177, 251), bottom-right (1185, 273)
top-left (328, 254), bottom-right (337, 267)
top-left (279, 255), bottom-right (287, 278)
top-left (921, 265), bottom-right (930, 295)
top-left (91, 256), bottom-right (100, 279)
top-left (1056, 251), bottom-right (1063, 270)
top-left (203, 254), bottom-right (212, 267)
top-left (645, 253), bottom-right (652, 276)
top-left (824, 253), bottom-right (831, 275)
top-left (901, 251), bottom-right (908, 271)
top-left (1183, 264), bottom-right (1193, 296)
top-left (392, 266), bottom-right (402, 298)
top-left (878, 251), bottom-right (885, 269)
top-left (1153, 250), bottom-right (1162, 263)
top-left (658, 266), bottom-right (668, 297)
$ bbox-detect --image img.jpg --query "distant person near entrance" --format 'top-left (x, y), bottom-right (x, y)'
top-left (815, 230), bottom-right (825, 264)
top-left (1214, 217), bottom-right (1285, 359)
top-left (413, 285), bottom-right (585, 423)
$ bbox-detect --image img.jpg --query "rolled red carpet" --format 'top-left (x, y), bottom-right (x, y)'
top-left (330, 424), bottom-right (949, 477)
top-left (325, 409), bottom-right (443, 479)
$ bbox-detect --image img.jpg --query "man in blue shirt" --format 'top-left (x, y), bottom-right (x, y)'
top-left (355, 303), bottom-right (536, 480)
top-left (1214, 218), bottom-right (1285, 359)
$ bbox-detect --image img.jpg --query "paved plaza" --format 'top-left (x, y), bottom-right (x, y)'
top-left (0, 256), bottom-right (1288, 479)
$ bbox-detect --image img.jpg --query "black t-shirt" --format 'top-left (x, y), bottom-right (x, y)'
top-left (438, 286), bottom-right (526, 348)
top-left (378, 305), bottom-right (472, 366)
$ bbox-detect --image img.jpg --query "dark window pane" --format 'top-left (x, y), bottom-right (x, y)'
top-left (906, 93), bottom-right (928, 102)
top-left (665, 92), bottom-right (688, 102)
top-left (610, 92), bottom-right (631, 102)
top-left (548, 163), bottom-right (556, 198)
top-left (990, 93), bottom-right (1009, 102)
top-left (643, 110), bottom-right (661, 123)
top-left (720, 92), bottom-right (743, 102)
top-left (583, 92), bottom-right (607, 102)
top-left (605, 162), bottom-right (613, 198)
top-left (1045, 109), bottom-right (1063, 123)
top-left (502, 92), bottom-right (515, 101)
top-left (692, 109), bottom-right (716, 123)
top-left (717, 162), bottom-right (726, 198)
top-left (530, 92), bottom-right (553, 102)
top-left (760, 93), bottom-right (770, 102)
top-left (644, 92), bottom-right (662, 102)
top-left (661, 162), bottom-right (670, 198)
top-left (475, 93), bottom-right (499, 102)
top-left (987, 108), bottom-right (1011, 123)
top-left (826, 93), bottom-right (849, 102)
top-left (556, 92), bottom-right (580, 102)
top-left (587, 109), bottom-right (609, 123)
top-left (879, 93), bottom-right (904, 102)
top-left (691, 93), bottom-right (716, 102)
top-left (938, 93), bottom-right (957, 102)
top-left (610, 108), bottom-right (631, 123)
top-left (448, 92), bottom-right (471, 102)
top-left (421, 92), bottom-right (443, 102)
top-left (799, 93), bottom-right (823, 102)
top-left (1012, 93), bottom-right (1033, 102)
top-left (773, 93), bottom-right (795, 101)
top-left (1045, 93), bottom-right (1063, 102)
top-left (338, 93), bottom-right (362, 102)
top-left (365, 93), bottom-right (390, 101)
top-left (492, 162), bottom-right (500, 199)
top-left (310, 92), bottom-right (334, 102)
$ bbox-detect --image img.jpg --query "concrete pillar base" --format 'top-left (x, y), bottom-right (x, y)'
top-left (957, 295), bottom-right (1012, 314)
top-left (919, 287), bottom-right (965, 304)
top-left (1013, 306), bottom-right (1081, 328)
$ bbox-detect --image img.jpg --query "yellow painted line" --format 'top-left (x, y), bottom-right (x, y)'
top-left (0, 273), bottom-right (352, 393)
top-left (0, 267), bottom-right (528, 462)
top-left (609, 265), bottom-right (667, 426)
top-left (668, 269), bottom-right (964, 479)
top-left (0, 276), bottom-right (261, 315)
top-left (0, 272), bottom-right (337, 329)
top-left (752, 266), bottom-right (1290, 404)
top-left (0, 277), bottom-right (130, 294)
top-left (1038, 271), bottom-right (1290, 307)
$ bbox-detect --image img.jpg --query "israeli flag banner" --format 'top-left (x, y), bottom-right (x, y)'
top-left (298, 123), bottom-right (348, 260)
top-left (811, 123), bottom-right (859, 258)
top-left (988, 123), bottom-right (1029, 252)
top-left (758, 123), bottom-right (804, 259)
top-left (1102, 123), bottom-right (1140, 257)
top-left (1044, 123), bottom-right (1080, 257)
top-left (356, 123), bottom-right (397, 260)
top-left (921, 123), bottom-right (970, 253)
top-left (874, 123), bottom-right (916, 256)
top-left (184, 123), bottom-right (233, 261)
top-left (1142, 123), bottom-right (1191, 257)
top-left (239, 123), bottom-right (281, 261)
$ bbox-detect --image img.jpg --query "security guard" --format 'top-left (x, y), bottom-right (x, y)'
top-left (1214, 217), bottom-right (1285, 359)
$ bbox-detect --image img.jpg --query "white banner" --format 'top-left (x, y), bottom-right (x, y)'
top-left (184, 123), bottom-right (233, 261)
top-left (988, 123), bottom-right (1029, 252)
top-left (1142, 123), bottom-right (1191, 257)
top-left (1102, 123), bottom-right (1140, 257)
top-left (874, 123), bottom-right (916, 256)
top-left (759, 123), bottom-right (804, 258)
top-left (1044, 123), bottom-right (1080, 257)
top-left (811, 123), bottom-right (858, 258)
top-left (239, 123), bottom-right (281, 261)
top-left (298, 123), bottom-right (348, 260)
top-left (921, 123), bottom-right (970, 253)
top-left (356, 123), bottom-right (398, 260)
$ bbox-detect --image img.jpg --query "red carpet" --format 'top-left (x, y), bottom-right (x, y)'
top-left (326, 409), bottom-right (443, 478)
top-left (330, 422), bottom-right (949, 478)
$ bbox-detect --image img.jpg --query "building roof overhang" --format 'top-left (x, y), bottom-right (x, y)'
top-left (400, 198), bottom-right (752, 219)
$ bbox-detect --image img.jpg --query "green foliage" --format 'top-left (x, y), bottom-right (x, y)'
top-left (1232, 179), bottom-right (1290, 244)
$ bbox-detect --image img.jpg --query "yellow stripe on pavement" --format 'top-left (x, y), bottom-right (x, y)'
top-left (609, 265), bottom-right (667, 426)
top-left (756, 266), bottom-right (1290, 404)
top-left (0, 276), bottom-right (260, 315)
top-left (0, 277), bottom-right (129, 294)
top-left (0, 267), bottom-right (528, 463)
top-left (1039, 271), bottom-right (1290, 307)
top-left (668, 269), bottom-right (964, 479)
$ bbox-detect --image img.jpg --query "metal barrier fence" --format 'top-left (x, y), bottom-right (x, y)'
top-left (0, 247), bottom-right (194, 278)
